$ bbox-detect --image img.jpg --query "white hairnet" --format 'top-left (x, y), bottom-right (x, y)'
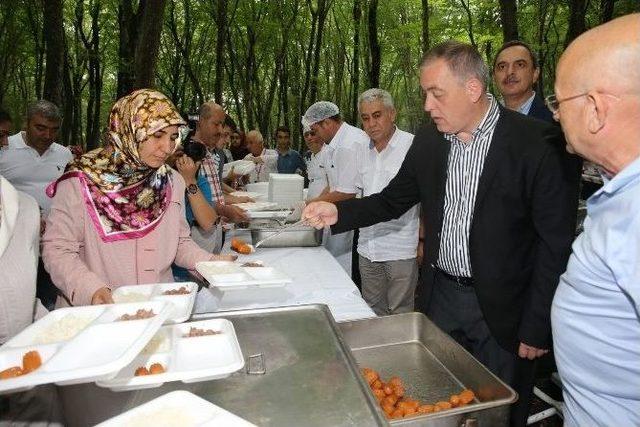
top-left (301, 117), bottom-right (312, 133)
top-left (302, 101), bottom-right (340, 126)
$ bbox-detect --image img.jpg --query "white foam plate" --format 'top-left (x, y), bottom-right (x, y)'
top-left (246, 209), bottom-right (293, 220)
top-left (223, 160), bottom-right (255, 178)
top-left (196, 261), bottom-right (292, 290)
top-left (0, 302), bottom-right (171, 394)
top-left (96, 319), bottom-right (244, 392)
top-left (233, 202), bottom-right (278, 212)
top-left (112, 282), bottom-right (197, 324)
top-left (95, 390), bottom-right (256, 426)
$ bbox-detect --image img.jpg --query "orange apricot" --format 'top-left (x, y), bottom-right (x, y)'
top-left (22, 351), bottom-right (42, 373)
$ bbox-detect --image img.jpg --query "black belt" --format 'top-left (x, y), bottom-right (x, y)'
top-left (434, 266), bottom-right (474, 287)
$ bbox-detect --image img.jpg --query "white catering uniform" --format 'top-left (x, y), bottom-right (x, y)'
top-left (305, 144), bottom-right (329, 199)
top-left (355, 127), bottom-right (420, 314)
top-left (323, 122), bottom-right (369, 276)
top-left (244, 148), bottom-right (278, 183)
top-left (356, 127), bottom-right (419, 261)
top-left (0, 132), bottom-right (73, 215)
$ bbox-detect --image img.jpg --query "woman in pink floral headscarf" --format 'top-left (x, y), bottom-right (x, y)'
top-left (42, 89), bottom-right (234, 306)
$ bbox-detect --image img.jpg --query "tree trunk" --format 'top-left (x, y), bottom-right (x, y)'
top-left (600, 0), bottom-right (616, 24)
top-left (565, 0), bottom-right (588, 47)
top-left (367, 0), bottom-right (381, 88)
top-left (421, 0), bottom-right (430, 55)
top-left (134, 0), bottom-right (167, 89)
top-left (42, 0), bottom-right (64, 107)
top-left (300, 0), bottom-right (319, 118)
top-left (498, 0), bottom-right (519, 42)
top-left (214, 0), bottom-right (227, 104)
top-left (308, 0), bottom-right (330, 104)
top-left (459, 0), bottom-right (476, 48)
top-left (350, 0), bottom-right (362, 123)
top-left (117, 0), bottom-right (137, 97)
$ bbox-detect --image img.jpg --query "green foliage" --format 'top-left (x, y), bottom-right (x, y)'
top-left (0, 0), bottom-right (637, 149)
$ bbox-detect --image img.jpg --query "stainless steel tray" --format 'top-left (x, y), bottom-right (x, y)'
top-left (339, 313), bottom-right (517, 426)
top-left (249, 223), bottom-right (323, 247)
top-left (58, 304), bottom-right (387, 427)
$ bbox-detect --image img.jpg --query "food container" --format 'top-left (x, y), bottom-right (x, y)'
top-left (58, 305), bottom-right (387, 426)
top-left (248, 222), bottom-right (323, 247)
top-left (0, 302), bottom-right (171, 394)
top-left (195, 261), bottom-right (292, 290)
top-left (96, 390), bottom-right (256, 426)
top-left (96, 318), bottom-right (244, 391)
top-left (112, 282), bottom-right (197, 324)
top-left (338, 313), bottom-right (517, 426)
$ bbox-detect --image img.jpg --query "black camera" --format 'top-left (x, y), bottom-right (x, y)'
top-left (182, 134), bottom-right (207, 162)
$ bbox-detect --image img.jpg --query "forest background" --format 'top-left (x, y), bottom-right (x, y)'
top-left (0, 0), bottom-right (638, 151)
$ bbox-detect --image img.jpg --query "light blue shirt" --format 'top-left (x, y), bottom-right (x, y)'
top-left (517, 91), bottom-right (536, 115)
top-left (551, 155), bottom-right (640, 427)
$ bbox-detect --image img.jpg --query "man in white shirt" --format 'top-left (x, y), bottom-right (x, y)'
top-left (244, 130), bottom-right (278, 183)
top-left (0, 100), bottom-right (72, 215)
top-left (302, 122), bottom-right (328, 200)
top-left (356, 89), bottom-right (420, 315)
top-left (302, 101), bottom-right (369, 275)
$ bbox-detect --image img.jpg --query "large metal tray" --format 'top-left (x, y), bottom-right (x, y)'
top-left (339, 313), bottom-right (517, 426)
top-left (58, 304), bottom-right (387, 426)
top-left (249, 223), bottom-right (323, 247)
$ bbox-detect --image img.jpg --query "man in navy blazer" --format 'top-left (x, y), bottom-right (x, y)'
top-left (493, 41), bottom-right (554, 123)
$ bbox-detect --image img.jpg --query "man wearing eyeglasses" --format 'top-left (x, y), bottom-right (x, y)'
top-left (493, 41), bottom-right (554, 123)
top-left (302, 122), bottom-right (328, 200)
top-left (302, 101), bottom-right (369, 276)
top-left (550, 13), bottom-right (640, 427)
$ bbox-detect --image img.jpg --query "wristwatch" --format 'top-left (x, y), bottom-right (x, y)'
top-left (186, 183), bottom-right (199, 195)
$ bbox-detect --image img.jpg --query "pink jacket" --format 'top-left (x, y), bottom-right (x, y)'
top-left (42, 173), bottom-right (212, 306)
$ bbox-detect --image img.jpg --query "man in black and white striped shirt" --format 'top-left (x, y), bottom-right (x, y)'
top-left (437, 96), bottom-right (500, 277)
top-left (304, 40), bottom-right (580, 427)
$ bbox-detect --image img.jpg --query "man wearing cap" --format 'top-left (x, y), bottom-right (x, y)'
top-left (302, 101), bottom-right (369, 275)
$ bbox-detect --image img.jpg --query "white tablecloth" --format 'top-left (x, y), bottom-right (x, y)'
top-left (194, 233), bottom-right (376, 322)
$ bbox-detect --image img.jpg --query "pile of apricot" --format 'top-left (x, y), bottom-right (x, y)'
top-left (230, 238), bottom-right (253, 254)
top-left (0, 350), bottom-right (42, 380)
top-left (361, 367), bottom-right (476, 419)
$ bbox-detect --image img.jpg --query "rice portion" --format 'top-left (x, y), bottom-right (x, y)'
top-left (114, 292), bottom-right (148, 303)
top-left (34, 314), bottom-right (95, 344)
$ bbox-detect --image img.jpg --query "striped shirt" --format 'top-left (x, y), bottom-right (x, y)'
top-left (199, 149), bottom-right (225, 206)
top-left (436, 95), bottom-right (500, 277)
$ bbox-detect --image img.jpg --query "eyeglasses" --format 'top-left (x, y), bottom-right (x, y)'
top-left (545, 92), bottom-right (589, 114)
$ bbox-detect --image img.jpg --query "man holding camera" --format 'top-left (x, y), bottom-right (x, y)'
top-left (177, 102), bottom-right (248, 253)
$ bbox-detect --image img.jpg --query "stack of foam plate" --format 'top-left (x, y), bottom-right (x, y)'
top-left (96, 318), bottom-right (244, 391)
top-left (112, 282), bottom-right (198, 324)
top-left (0, 301), bottom-right (171, 394)
top-left (96, 390), bottom-right (256, 426)
top-left (268, 173), bottom-right (304, 209)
